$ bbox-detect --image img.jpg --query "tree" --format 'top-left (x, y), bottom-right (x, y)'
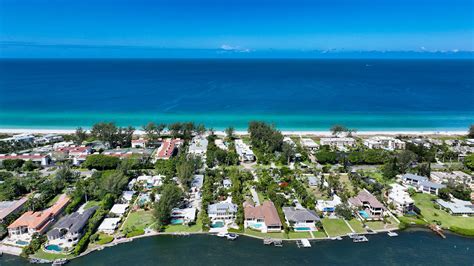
top-left (90, 122), bottom-right (118, 147)
top-left (75, 127), bottom-right (88, 145)
top-left (464, 154), bottom-right (474, 170)
top-left (142, 122), bottom-right (163, 146)
top-left (153, 183), bottom-right (184, 230)
top-left (438, 187), bottom-right (450, 201)
top-left (468, 124), bottom-right (474, 138)
top-left (2, 159), bottom-right (24, 171)
top-left (417, 162), bottom-right (431, 178)
top-left (225, 126), bottom-right (235, 141)
top-left (382, 156), bottom-right (398, 180)
top-left (335, 204), bottom-right (353, 220)
top-left (82, 154), bottom-right (120, 170)
top-left (22, 160), bottom-right (38, 171)
top-left (330, 124), bottom-right (348, 136)
top-left (396, 150), bottom-right (417, 174)
top-left (195, 124), bottom-right (206, 135)
top-left (176, 160), bottom-right (194, 190)
top-left (281, 142), bottom-right (295, 165)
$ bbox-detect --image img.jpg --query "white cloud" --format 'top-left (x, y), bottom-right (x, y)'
top-left (219, 44), bottom-right (251, 53)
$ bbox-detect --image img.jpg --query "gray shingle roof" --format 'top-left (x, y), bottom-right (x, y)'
top-left (282, 207), bottom-right (320, 223)
top-left (47, 206), bottom-right (97, 238)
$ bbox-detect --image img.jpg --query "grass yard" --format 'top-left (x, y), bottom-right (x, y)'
top-left (412, 193), bottom-right (474, 231)
top-left (398, 215), bottom-right (427, 226)
top-left (365, 216), bottom-right (398, 231)
top-left (311, 230), bottom-right (328, 238)
top-left (46, 193), bottom-right (62, 207)
top-left (93, 233), bottom-right (114, 245)
top-left (348, 219), bottom-right (367, 233)
top-left (164, 215), bottom-right (202, 233)
top-left (84, 200), bottom-right (101, 210)
top-left (33, 249), bottom-right (74, 261)
top-left (321, 218), bottom-right (352, 237)
top-left (121, 210), bottom-right (154, 232)
top-left (287, 231), bottom-right (312, 239)
top-left (244, 228), bottom-right (287, 239)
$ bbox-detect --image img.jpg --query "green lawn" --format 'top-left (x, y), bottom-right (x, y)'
top-left (311, 230), bottom-right (328, 238)
top-left (365, 216), bottom-right (398, 231)
top-left (412, 193), bottom-right (474, 231)
top-left (321, 218), bottom-right (352, 237)
top-left (164, 215), bottom-right (202, 233)
top-left (244, 228), bottom-right (287, 239)
top-left (287, 231), bottom-right (312, 239)
top-left (121, 210), bottom-right (154, 232)
top-left (348, 219), bottom-right (367, 233)
top-left (93, 233), bottom-right (114, 245)
top-left (84, 200), bottom-right (101, 210)
top-left (46, 194), bottom-right (62, 207)
top-left (398, 215), bottom-right (427, 226)
top-left (33, 249), bottom-right (74, 261)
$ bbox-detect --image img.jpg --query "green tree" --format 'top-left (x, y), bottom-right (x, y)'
top-left (2, 159), bottom-right (24, 171)
top-left (91, 122), bottom-right (118, 147)
top-left (438, 187), bottom-right (450, 201)
top-left (75, 127), bottom-right (88, 145)
top-left (335, 204), bottom-right (353, 220)
top-left (225, 126), bottom-right (235, 141)
top-left (153, 183), bottom-right (184, 230)
top-left (83, 154), bottom-right (120, 170)
top-left (464, 154), bottom-right (474, 170)
top-left (330, 124), bottom-right (348, 136)
top-left (22, 160), bottom-right (38, 171)
top-left (396, 150), bottom-right (417, 174)
top-left (468, 124), bottom-right (474, 138)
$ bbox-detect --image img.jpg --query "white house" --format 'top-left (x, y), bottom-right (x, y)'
top-left (320, 137), bottom-right (356, 150)
top-left (400, 174), bottom-right (446, 195)
top-left (235, 139), bottom-right (255, 162)
top-left (171, 207), bottom-right (196, 224)
top-left (316, 195), bottom-right (342, 213)
top-left (214, 139), bottom-right (228, 150)
top-left (98, 218), bottom-right (121, 234)
top-left (110, 204), bottom-right (129, 217)
top-left (208, 200), bottom-right (238, 223)
top-left (431, 171), bottom-right (472, 185)
top-left (300, 138), bottom-right (319, 151)
top-left (387, 184), bottom-right (414, 214)
top-left (188, 136), bottom-right (208, 156)
top-left (364, 136), bottom-right (405, 150)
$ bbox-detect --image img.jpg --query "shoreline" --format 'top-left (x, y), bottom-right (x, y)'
top-left (0, 128), bottom-right (468, 137)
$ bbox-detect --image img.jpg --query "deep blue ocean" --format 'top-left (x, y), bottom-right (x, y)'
top-left (0, 59), bottom-right (473, 130)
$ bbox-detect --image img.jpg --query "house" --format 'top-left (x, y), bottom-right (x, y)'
top-left (214, 139), bottom-right (228, 150)
top-left (316, 195), bottom-right (342, 213)
top-left (0, 153), bottom-right (51, 166)
top-left (234, 139), bottom-right (255, 162)
top-left (109, 204), bottom-right (129, 217)
top-left (120, 191), bottom-right (135, 203)
top-left (0, 197), bottom-right (28, 223)
top-left (436, 198), bottom-right (474, 216)
top-left (320, 137), bottom-right (356, 150)
top-left (300, 138), bottom-right (319, 151)
top-left (363, 136), bottom-right (405, 150)
top-left (348, 189), bottom-right (385, 220)
top-left (55, 146), bottom-right (92, 163)
top-left (188, 136), bottom-right (208, 156)
top-left (7, 195), bottom-right (70, 242)
top-left (34, 134), bottom-right (63, 145)
top-left (46, 207), bottom-right (97, 248)
top-left (282, 206), bottom-right (320, 231)
top-left (131, 138), bottom-right (147, 148)
top-left (103, 148), bottom-right (152, 159)
top-left (136, 175), bottom-right (163, 190)
top-left (307, 175), bottom-right (319, 187)
top-left (98, 218), bottom-right (121, 234)
top-left (283, 137), bottom-right (296, 147)
top-left (154, 139), bottom-right (183, 160)
top-left (170, 207), bottom-right (196, 224)
top-left (244, 201), bottom-right (282, 233)
top-left (208, 200), bottom-right (238, 223)
top-left (430, 171), bottom-right (472, 185)
top-left (0, 134), bottom-right (35, 143)
top-left (387, 184), bottom-right (414, 214)
top-left (400, 173), bottom-right (446, 195)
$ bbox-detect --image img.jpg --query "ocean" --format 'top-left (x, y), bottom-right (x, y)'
top-left (1, 231), bottom-right (473, 265)
top-left (0, 59), bottom-right (473, 131)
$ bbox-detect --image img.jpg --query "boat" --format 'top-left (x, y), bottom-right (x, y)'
top-left (30, 258), bottom-right (51, 264)
top-left (52, 259), bottom-right (69, 265)
top-left (352, 235), bottom-right (368, 243)
top-left (331, 236), bottom-right (343, 240)
top-left (296, 239), bottom-right (311, 248)
top-left (224, 233), bottom-right (239, 240)
top-left (429, 224), bottom-right (446, 239)
top-left (387, 231), bottom-right (398, 237)
top-left (217, 232), bottom-right (226, 238)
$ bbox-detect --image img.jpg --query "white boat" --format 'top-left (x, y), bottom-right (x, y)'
top-left (296, 239), bottom-right (311, 248)
top-left (225, 233), bottom-right (239, 240)
top-left (217, 232), bottom-right (226, 238)
top-left (387, 232), bottom-right (398, 237)
top-left (331, 236), bottom-right (343, 241)
top-left (353, 235), bottom-right (368, 243)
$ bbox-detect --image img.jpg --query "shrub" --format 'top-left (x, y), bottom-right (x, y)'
top-left (83, 154), bottom-right (120, 170)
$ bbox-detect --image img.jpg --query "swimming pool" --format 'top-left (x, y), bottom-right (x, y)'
top-left (170, 218), bottom-right (184, 225)
top-left (250, 223), bottom-right (263, 229)
top-left (15, 240), bottom-right (29, 246)
top-left (294, 227), bottom-right (311, 231)
top-left (45, 244), bottom-right (63, 252)
top-left (359, 210), bottom-right (370, 219)
top-left (211, 221), bottom-right (225, 228)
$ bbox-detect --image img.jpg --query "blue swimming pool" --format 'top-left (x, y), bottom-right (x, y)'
top-left (294, 227), bottom-right (311, 231)
top-left (45, 244), bottom-right (63, 252)
top-left (359, 210), bottom-right (370, 219)
top-left (250, 223), bottom-right (263, 229)
top-left (170, 218), bottom-right (184, 225)
top-left (211, 221), bottom-right (224, 228)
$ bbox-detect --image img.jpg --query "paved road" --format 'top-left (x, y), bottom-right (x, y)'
top-left (250, 187), bottom-right (260, 206)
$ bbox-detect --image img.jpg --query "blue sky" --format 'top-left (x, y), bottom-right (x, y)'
top-left (0, 0), bottom-right (473, 58)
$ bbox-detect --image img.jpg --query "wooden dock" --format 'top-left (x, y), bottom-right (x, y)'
top-left (428, 224), bottom-right (446, 239)
top-left (263, 238), bottom-right (283, 247)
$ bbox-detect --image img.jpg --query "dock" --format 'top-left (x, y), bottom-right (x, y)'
top-left (296, 239), bottom-right (311, 248)
top-left (263, 238), bottom-right (283, 247)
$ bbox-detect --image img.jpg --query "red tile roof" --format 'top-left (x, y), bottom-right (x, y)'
top-left (244, 200), bottom-right (282, 227)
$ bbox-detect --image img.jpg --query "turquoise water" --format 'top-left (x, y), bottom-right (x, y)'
top-left (0, 59), bottom-right (473, 130)
top-left (15, 240), bottom-right (29, 246)
top-left (211, 221), bottom-right (225, 228)
top-left (294, 227), bottom-right (312, 231)
top-left (359, 210), bottom-right (370, 219)
top-left (170, 219), bottom-right (184, 225)
top-left (1, 230), bottom-right (473, 265)
top-left (44, 244), bottom-right (62, 252)
top-left (250, 223), bottom-right (263, 229)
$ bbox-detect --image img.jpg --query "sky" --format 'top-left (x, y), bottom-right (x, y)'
top-left (0, 0), bottom-right (473, 58)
